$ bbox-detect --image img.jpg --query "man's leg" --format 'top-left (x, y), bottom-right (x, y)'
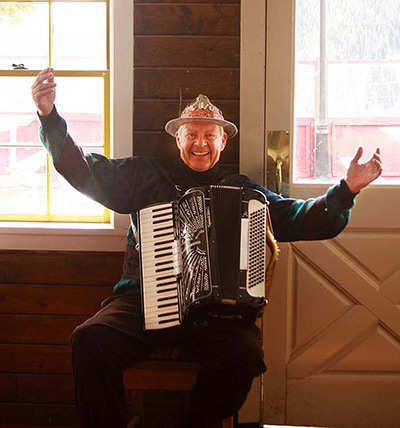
top-left (183, 320), bottom-right (266, 428)
top-left (71, 293), bottom-right (150, 428)
top-left (71, 322), bottom-right (142, 428)
top-left (71, 293), bottom-right (184, 428)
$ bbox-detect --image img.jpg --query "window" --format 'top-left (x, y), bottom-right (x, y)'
top-left (294, 0), bottom-right (400, 183)
top-left (0, 0), bottom-right (110, 222)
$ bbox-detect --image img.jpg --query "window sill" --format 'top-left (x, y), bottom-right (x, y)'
top-left (0, 216), bottom-right (130, 252)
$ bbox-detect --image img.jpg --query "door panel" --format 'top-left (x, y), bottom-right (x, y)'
top-left (240, 1), bottom-right (400, 426)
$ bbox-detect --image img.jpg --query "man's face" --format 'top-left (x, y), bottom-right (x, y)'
top-left (175, 122), bottom-right (227, 172)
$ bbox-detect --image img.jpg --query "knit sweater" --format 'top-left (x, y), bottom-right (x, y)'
top-left (39, 107), bottom-right (357, 295)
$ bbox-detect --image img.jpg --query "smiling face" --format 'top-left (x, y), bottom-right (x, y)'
top-left (175, 122), bottom-right (228, 172)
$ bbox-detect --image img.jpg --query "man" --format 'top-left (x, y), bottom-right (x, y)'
top-left (31, 68), bottom-right (382, 428)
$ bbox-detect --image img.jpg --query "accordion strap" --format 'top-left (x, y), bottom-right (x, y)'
top-left (265, 226), bottom-right (279, 298)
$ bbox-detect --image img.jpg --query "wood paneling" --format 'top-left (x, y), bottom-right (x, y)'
top-left (136, 0), bottom-right (239, 4)
top-left (0, 374), bottom-right (16, 401)
top-left (135, 36), bottom-right (239, 68)
top-left (0, 250), bottom-right (123, 285)
top-left (133, 99), bottom-right (239, 131)
top-left (0, 284), bottom-right (112, 315)
top-left (135, 4), bottom-right (239, 36)
top-left (0, 249), bottom-right (120, 424)
top-left (134, 68), bottom-right (239, 100)
top-left (0, 315), bottom-right (88, 345)
top-left (0, 403), bottom-right (78, 426)
top-left (133, 0), bottom-right (240, 170)
top-left (16, 374), bottom-right (75, 404)
top-left (0, 344), bottom-right (71, 374)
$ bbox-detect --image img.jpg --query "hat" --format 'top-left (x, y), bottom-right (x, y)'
top-left (165, 94), bottom-right (238, 139)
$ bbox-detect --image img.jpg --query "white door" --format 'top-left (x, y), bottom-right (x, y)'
top-left (240, 1), bottom-right (400, 427)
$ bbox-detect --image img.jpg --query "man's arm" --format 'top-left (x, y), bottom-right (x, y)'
top-left (242, 148), bottom-right (382, 242)
top-left (245, 179), bottom-right (354, 242)
top-left (31, 69), bottom-right (152, 214)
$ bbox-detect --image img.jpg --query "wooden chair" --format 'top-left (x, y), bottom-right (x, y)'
top-left (124, 360), bottom-right (234, 428)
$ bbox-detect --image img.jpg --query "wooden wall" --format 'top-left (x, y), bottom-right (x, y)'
top-left (0, 0), bottom-right (240, 425)
top-left (0, 250), bottom-right (122, 425)
top-left (133, 0), bottom-right (240, 171)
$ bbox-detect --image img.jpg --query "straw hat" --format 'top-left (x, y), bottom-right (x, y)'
top-left (165, 94), bottom-right (238, 139)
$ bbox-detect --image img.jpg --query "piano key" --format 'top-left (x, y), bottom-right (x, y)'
top-left (145, 310), bottom-right (179, 322)
top-left (145, 318), bottom-right (180, 329)
top-left (144, 298), bottom-right (179, 310)
top-left (141, 253), bottom-right (174, 265)
top-left (146, 290), bottom-right (177, 299)
top-left (143, 290), bottom-right (178, 301)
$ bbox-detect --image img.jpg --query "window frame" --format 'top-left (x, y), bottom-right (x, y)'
top-left (0, 0), bottom-right (133, 251)
top-left (240, 0), bottom-right (400, 195)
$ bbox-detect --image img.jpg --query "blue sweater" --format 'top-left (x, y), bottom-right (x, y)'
top-left (39, 107), bottom-right (356, 295)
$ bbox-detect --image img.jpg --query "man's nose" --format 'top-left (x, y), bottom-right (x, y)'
top-left (194, 136), bottom-right (207, 146)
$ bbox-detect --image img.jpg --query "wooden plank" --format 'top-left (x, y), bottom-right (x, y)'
top-left (134, 68), bottom-right (239, 100)
top-left (135, 4), bottom-right (239, 36)
top-left (0, 374), bottom-right (16, 402)
top-left (13, 373), bottom-right (131, 406)
top-left (0, 344), bottom-right (72, 374)
top-left (136, 0), bottom-right (239, 3)
top-left (16, 374), bottom-right (75, 404)
top-left (135, 36), bottom-right (239, 68)
top-left (133, 131), bottom-right (238, 165)
top-left (133, 99), bottom-right (239, 131)
top-left (0, 403), bottom-right (78, 426)
top-left (0, 315), bottom-right (87, 345)
top-left (0, 250), bottom-right (124, 286)
top-left (0, 284), bottom-right (112, 315)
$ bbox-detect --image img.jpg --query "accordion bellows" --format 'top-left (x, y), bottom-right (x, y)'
top-left (137, 185), bottom-right (279, 330)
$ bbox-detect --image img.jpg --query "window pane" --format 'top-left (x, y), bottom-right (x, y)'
top-left (55, 76), bottom-right (104, 146)
top-left (50, 148), bottom-right (104, 216)
top-left (294, 0), bottom-right (400, 183)
top-left (0, 77), bottom-right (43, 146)
top-left (52, 2), bottom-right (107, 70)
top-left (0, 147), bottom-right (47, 215)
top-left (0, 2), bottom-right (48, 70)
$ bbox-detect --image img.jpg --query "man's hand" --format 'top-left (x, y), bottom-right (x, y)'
top-left (345, 147), bottom-right (382, 193)
top-left (31, 68), bottom-right (57, 117)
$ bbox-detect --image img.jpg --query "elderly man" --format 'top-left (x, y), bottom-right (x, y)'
top-left (32, 68), bottom-right (381, 428)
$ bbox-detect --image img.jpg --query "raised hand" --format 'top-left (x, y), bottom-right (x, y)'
top-left (31, 68), bottom-right (57, 117)
top-left (345, 147), bottom-right (382, 193)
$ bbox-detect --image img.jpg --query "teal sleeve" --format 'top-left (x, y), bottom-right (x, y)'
top-left (38, 106), bottom-right (149, 214)
top-left (243, 178), bottom-right (357, 242)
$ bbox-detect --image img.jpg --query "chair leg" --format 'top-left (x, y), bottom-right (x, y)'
top-left (127, 390), bottom-right (144, 428)
top-left (222, 416), bottom-right (234, 428)
top-left (127, 416), bottom-right (141, 428)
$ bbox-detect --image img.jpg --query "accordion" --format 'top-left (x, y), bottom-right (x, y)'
top-left (137, 185), bottom-right (279, 330)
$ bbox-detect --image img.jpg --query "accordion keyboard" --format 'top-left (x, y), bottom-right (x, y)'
top-left (138, 203), bottom-right (181, 330)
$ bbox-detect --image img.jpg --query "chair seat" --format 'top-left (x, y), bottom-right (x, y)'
top-left (123, 360), bottom-right (200, 391)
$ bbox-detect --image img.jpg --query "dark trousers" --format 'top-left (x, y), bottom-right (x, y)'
top-left (71, 293), bottom-right (266, 428)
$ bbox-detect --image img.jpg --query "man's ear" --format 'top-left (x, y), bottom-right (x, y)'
top-left (220, 132), bottom-right (228, 151)
top-left (175, 130), bottom-right (181, 149)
